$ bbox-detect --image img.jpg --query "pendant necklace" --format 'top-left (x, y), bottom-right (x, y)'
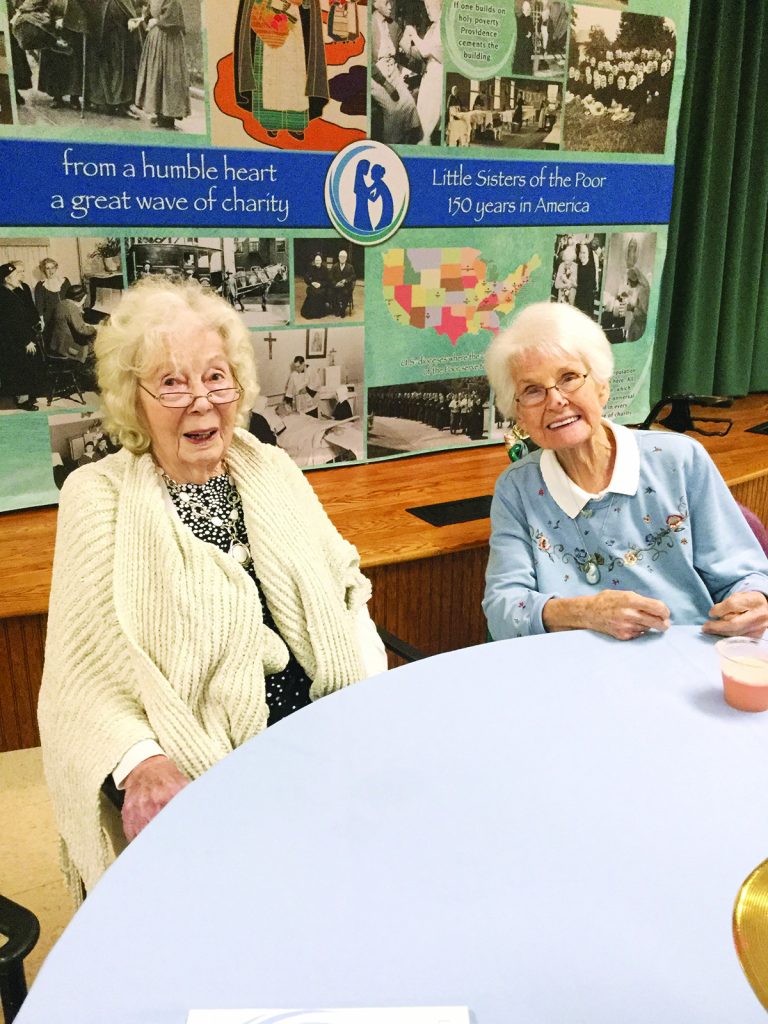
top-left (161, 470), bottom-right (253, 568)
top-left (575, 497), bottom-right (622, 586)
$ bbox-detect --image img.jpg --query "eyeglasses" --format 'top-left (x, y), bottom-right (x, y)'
top-left (139, 379), bottom-right (242, 409)
top-left (515, 371), bottom-right (589, 408)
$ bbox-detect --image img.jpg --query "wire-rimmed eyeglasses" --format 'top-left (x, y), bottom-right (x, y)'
top-left (515, 372), bottom-right (590, 408)
top-left (139, 379), bottom-right (243, 409)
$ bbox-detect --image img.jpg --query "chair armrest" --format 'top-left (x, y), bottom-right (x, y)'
top-left (0, 895), bottom-right (40, 971)
top-left (376, 626), bottom-right (428, 663)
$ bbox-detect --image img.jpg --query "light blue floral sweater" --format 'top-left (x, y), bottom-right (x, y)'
top-left (484, 427), bottom-right (768, 639)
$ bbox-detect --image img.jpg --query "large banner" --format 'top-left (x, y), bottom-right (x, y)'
top-left (0, 0), bottom-right (688, 512)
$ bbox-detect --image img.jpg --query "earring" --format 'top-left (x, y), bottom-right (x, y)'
top-left (504, 421), bottom-right (529, 463)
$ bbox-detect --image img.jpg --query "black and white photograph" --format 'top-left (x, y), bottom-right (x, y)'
top-left (563, 7), bottom-right (676, 154)
top-left (7, 0), bottom-right (205, 136)
top-left (511, 0), bottom-right (569, 80)
top-left (550, 232), bottom-right (606, 320)
top-left (47, 411), bottom-right (119, 488)
top-left (294, 238), bottom-right (364, 324)
top-left (371, 0), bottom-right (443, 146)
top-left (0, 234), bottom-right (123, 412)
top-left (0, 28), bottom-right (14, 122)
top-left (600, 231), bottom-right (656, 344)
top-left (249, 325), bottom-right (364, 467)
top-left (221, 237), bottom-right (289, 328)
top-left (445, 73), bottom-right (561, 150)
top-left (126, 236), bottom-right (222, 287)
top-left (367, 375), bottom-right (489, 458)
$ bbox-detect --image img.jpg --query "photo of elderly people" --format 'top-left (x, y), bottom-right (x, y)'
top-left (564, 7), bottom-right (676, 154)
top-left (47, 411), bottom-right (119, 488)
top-left (445, 73), bottom-right (561, 150)
top-left (367, 375), bottom-right (489, 458)
top-left (294, 238), bottom-right (364, 324)
top-left (600, 231), bottom-right (656, 344)
top-left (511, 0), bottom-right (569, 80)
top-left (0, 235), bottom-right (123, 412)
top-left (248, 325), bottom-right (364, 467)
top-left (371, 0), bottom-right (443, 146)
top-left (550, 232), bottom-right (606, 321)
top-left (6, 0), bottom-right (205, 134)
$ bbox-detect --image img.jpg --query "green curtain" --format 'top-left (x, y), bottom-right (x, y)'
top-left (652, 0), bottom-right (768, 399)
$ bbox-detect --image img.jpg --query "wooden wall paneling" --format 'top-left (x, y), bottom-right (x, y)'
top-left (368, 549), bottom-right (488, 662)
top-left (0, 615), bottom-right (45, 751)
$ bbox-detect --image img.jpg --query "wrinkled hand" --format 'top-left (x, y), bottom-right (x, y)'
top-left (121, 755), bottom-right (189, 842)
top-left (702, 591), bottom-right (768, 639)
top-left (25, 341), bottom-right (37, 354)
top-left (589, 589), bottom-right (671, 641)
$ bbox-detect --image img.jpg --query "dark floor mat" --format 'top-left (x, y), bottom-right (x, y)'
top-left (746, 421), bottom-right (768, 435)
top-left (406, 494), bottom-right (493, 526)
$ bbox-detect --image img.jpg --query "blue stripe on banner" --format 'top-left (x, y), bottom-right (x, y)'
top-left (0, 140), bottom-right (675, 229)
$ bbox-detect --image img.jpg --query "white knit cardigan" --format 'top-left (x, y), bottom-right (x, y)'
top-left (38, 430), bottom-right (369, 899)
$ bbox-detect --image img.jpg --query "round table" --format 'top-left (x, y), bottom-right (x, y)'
top-left (19, 626), bottom-right (768, 1022)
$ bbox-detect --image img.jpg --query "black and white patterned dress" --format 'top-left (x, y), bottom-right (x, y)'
top-left (167, 473), bottom-right (313, 725)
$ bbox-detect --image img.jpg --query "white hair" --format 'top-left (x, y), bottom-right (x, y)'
top-left (485, 301), bottom-right (614, 418)
top-left (95, 277), bottom-right (259, 454)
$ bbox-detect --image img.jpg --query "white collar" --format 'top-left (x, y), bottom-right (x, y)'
top-left (539, 421), bottom-right (640, 518)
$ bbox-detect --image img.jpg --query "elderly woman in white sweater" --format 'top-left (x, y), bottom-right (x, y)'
top-left (39, 278), bottom-right (386, 900)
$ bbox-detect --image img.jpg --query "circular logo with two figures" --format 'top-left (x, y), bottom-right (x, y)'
top-left (324, 141), bottom-right (410, 246)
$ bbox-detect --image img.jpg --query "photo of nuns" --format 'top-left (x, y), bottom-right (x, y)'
top-left (0, 235), bottom-right (123, 412)
top-left (7, 0), bottom-right (205, 135)
top-left (371, 0), bottom-right (443, 145)
top-left (249, 325), bottom-right (365, 468)
top-left (293, 238), bottom-right (364, 325)
top-left (550, 232), bottom-right (606, 321)
top-left (445, 73), bottom-right (561, 150)
top-left (600, 231), bottom-right (657, 344)
top-left (563, 7), bottom-right (676, 155)
top-left (367, 375), bottom-right (489, 458)
top-left (511, 0), bottom-right (568, 80)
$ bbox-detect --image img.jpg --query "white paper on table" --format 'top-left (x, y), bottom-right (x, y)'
top-left (187, 1008), bottom-right (471, 1024)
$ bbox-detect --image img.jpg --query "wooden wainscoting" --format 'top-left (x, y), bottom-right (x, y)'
top-left (0, 615), bottom-right (46, 751)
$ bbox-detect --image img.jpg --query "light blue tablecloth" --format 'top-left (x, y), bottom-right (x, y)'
top-left (19, 626), bottom-right (768, 1022)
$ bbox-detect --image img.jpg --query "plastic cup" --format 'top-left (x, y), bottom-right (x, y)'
top-left (716, 637), bottom-right (768, 712)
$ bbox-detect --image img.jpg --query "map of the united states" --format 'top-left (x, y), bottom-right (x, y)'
top-left (382, 247), bottom-right (542, 345)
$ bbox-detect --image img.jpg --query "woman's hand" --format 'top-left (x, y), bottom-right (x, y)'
top-left (588, 590), bottom-right (671, 640)
top-left (25, 341), bottom-right (37, 355)
top-left (543, 589), bottom-right (670, 640)
top-left (121, 754), bottom-right (189, 841)
top-left (702, 591), bottom-right (768, 639)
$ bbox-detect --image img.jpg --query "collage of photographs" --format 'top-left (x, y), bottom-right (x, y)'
top-left (0, 232), bottom-right (370, 478)
top-left (0, 0), bottom-right (680, 508)
top-left (0, 226), bottom-right (657, 480)
top-left (0, 2), bottom-right (676, 156)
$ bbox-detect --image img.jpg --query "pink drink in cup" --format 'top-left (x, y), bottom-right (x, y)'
top-left (715, 637), bottom-right (768, 712)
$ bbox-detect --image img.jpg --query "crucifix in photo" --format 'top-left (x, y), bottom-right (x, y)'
top-left (263, 332), bottom-right (277, 359)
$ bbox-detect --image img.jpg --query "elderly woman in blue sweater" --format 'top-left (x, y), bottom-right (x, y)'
top-left (484, 302), bottom-right (768, 641)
